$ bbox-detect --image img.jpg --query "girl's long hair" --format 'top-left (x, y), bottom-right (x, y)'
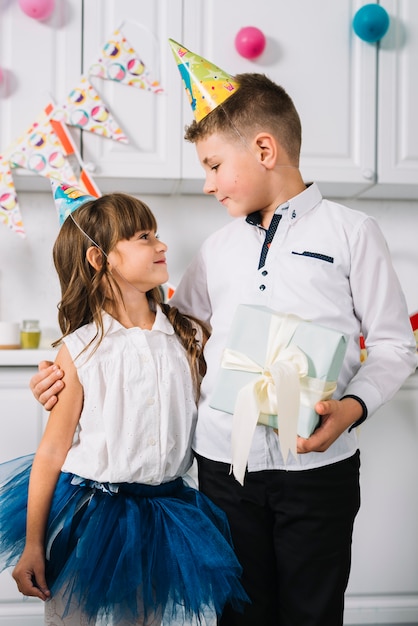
top-left (52, 193), bottom-right (209, 395)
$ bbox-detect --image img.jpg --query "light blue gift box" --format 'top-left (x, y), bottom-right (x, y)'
top-left (210, 305), bottom-right (348, 438)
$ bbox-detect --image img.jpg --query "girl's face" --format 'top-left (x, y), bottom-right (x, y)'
top-left (107, 230), bottom-right (168, 294)
top-left (195, 131), bottom-right (274, 218)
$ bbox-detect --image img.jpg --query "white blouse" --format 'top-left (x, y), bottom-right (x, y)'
top-left (61, 307), bottom-right (197, 485)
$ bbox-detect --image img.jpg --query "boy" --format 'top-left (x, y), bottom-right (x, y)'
top-left (30, 46), bottom-right (417, 626)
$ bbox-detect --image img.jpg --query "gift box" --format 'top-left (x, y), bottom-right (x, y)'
top-left (210, 305), bottom-right (348, 484)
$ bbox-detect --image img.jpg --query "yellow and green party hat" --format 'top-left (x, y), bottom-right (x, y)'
top-left (169, 39), bottom-right (239, 122)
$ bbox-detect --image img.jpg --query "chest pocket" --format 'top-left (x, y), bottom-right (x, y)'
top-left (291, 250), bottom-right (334, 264)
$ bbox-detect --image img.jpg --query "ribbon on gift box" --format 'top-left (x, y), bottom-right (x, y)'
top-left (224, 314), bottom-right (337, 485)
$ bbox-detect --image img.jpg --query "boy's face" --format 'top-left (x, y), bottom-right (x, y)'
top-left (195, 131), bottom-right (273, 218)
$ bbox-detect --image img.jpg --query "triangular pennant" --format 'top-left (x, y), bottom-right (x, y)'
top-left (1, 102), bottom-right (82, 237)
top-left (166, 283), bottom-right (176, 300)
top-left (52, 75), bottom-right (129, 143)
top-left (0, 103), bottom-right (101, 237)
top-left (48, 114), bottom-right (102, 197)
top-left (8, 104), bottom-right (80, 184)
top-left (169, 39), bottom-right (239, 122)
top-left (0, 155), bottom-right (24, 237)
top-left (89, 28), bottom-right (163, 93)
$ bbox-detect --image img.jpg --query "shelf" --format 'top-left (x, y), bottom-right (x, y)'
top-left (0, 349), bottom-right (57, 367)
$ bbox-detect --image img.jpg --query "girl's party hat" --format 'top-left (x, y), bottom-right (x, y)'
top-left (169, 39), bottom-right (239, 122)
top-left (51, 179), bottom-right (100, 226)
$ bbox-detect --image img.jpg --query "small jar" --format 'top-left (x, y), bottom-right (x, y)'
top-left (20, 320), bottom-right (41, 349)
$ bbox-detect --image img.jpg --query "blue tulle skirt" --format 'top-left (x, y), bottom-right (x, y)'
top-left (0, 455), bottom-right (248, 624)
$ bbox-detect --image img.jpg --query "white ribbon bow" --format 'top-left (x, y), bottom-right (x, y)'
top-left (223, 314), bottom-right (337, 485)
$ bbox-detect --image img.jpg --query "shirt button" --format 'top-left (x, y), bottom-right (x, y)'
top-left (261, 270), bottom-right (268, 276)
top-left (259, 284), bottom-right (266, 291)
top-left (146, 397), bottom-right (155, 405)
top-left (148, 438), bottom-right (156, 446)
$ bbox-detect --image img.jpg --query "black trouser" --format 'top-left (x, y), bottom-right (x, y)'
top-left (196, 451), bottom-right (360, 626)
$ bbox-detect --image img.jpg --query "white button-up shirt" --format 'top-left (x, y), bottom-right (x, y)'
top-left (171, 183), bottom-right (417, 471)
top-left (62, 307), bottom-right (197, 484)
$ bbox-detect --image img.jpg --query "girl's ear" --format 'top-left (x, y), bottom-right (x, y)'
top-left (86, 246), bottom-right (105, 271)
top-left (254, 133), bottom-right (278, 169)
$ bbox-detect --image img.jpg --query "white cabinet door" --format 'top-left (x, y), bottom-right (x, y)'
top-left (363, 0), bottom-right (418, 199)
top-left (0, 0), bottom-right (82, 193)
top-left (180, 0), bottom-right (377, 198)
top-left (81, 0), bottom-right (183, 193)
top-left (0, 368), bottom-right (46, 462)
top-left (0, 368), bottom-right (46, 624)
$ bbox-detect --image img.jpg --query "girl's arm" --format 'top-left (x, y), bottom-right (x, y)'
top-left (12, 344), bottom-right (83, 600)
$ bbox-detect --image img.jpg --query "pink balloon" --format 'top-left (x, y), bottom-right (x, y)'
top-left (18, 0), bottom-right (55, 20)
top-left (235, 26), bottom-right (266, 60)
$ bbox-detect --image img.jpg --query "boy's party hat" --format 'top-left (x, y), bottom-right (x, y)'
top-left (169, 39), bottom-right (239, 122)
top-left (51, 179), bottom-right (99, 226)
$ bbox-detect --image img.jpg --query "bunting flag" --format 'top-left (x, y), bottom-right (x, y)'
top-left (0, 103), bottom-right (80, 237)
top-left (8, 103), bottom-right (80, 183)
top-left (0, 102), bottom-right (100, 237)
top-left (410, 312), bottom-right (418, 351)
top-left (88, 27), bottom-right (163, 93)
top-left (48, 113), bottom-right (101, 198)
top-left (52, 75), bottom-right (129, 143)
top-left (0, 22), bottom-right (164, 237)
top-left (0, 155), bottom-right (22, 236)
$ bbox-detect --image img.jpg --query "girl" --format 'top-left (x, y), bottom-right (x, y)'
top-left (0, 190), bottom-right (247, 625)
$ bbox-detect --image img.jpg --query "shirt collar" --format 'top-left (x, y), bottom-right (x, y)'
top-left (245, 182), bottom-right (322, 228)
top-left (102, 305), bottom-right (175, 336)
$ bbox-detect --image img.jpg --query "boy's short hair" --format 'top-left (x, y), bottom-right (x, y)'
top-left (184, 73), bottom-right (302, 165)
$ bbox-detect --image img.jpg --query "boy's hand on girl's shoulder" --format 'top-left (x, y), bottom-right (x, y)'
top-left (30, 361), bottom-right (65, 411)
top-left (297, 397), bottom-right (363, 454)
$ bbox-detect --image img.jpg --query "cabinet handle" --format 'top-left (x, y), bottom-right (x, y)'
top-left (362, 169), bottom-right (375, 181)
top-left (84, 162), bottom-right (96, 173)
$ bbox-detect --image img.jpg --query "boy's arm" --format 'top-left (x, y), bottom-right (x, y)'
top-left (30, 361), bottom-right (65, 410)
top-left (13, 345), bottom-right (81, 598)
top-left (301, 217), bottom-right (417, 454)
top-left (343, 216), bottom-right (417, 415)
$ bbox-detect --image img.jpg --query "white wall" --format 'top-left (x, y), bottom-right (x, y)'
top-left (0, 189), bottom-right (417, 348)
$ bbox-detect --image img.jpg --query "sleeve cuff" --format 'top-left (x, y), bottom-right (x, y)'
top-left (341, 394), bottom-right (368, 432)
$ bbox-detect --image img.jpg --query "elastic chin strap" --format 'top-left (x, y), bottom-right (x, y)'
top-left (69, 213), bottom-right (108, 259)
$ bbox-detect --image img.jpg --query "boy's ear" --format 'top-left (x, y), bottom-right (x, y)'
top-left (86, 246), bottom-right (105, 271)
top-left (254, 133), bottom-right (278, 169)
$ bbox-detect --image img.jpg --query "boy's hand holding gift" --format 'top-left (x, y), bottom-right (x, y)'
top-left (210, 305), bottom-right (348, 485)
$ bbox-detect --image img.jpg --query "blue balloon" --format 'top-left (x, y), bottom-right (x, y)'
top-left (353, 4), bottom-right (390, 43)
